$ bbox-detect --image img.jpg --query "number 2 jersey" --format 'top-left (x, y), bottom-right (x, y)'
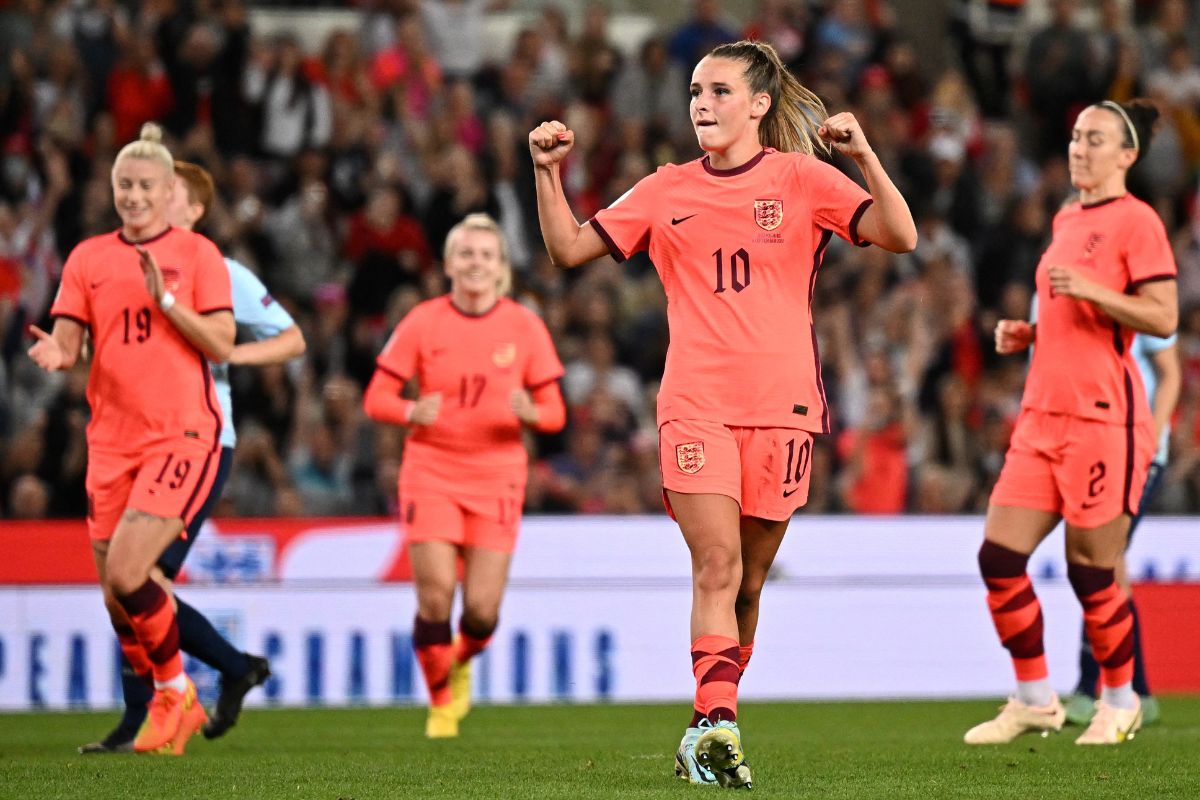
top-left (375, 295), bottom-right (565, 494)
top-left (591, 148), bottom-right (872, 433)
top-left (50, 227), bottom-right (232, 452)
top-left (1024, 194), bottom-right (1177, 425)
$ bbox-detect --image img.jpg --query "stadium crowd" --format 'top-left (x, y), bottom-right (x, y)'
top-left (2, 0), bottom-right (1200, 520)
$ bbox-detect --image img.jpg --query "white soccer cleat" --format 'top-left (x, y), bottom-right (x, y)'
top-left (694, 720), bottom-right (753, 789)
top-left (964, 695), bottom-right (1066, 744)
top-left (674, 726), bottom-right (717, 786)
top-left (1075, 697), bottom-right (1142, 745)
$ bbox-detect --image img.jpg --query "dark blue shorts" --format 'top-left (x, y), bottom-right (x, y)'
top-left (157, 446), bottom-right (234, 580)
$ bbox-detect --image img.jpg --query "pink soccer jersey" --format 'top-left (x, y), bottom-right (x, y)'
top-left (51, 226), bottom-right (231, 451)
top-left (1024, 194), bottom-right (1177, 424)
top-left (591, 148), bottom-right (872, 433)
top-left (375, 295), bottom-right (564, 494)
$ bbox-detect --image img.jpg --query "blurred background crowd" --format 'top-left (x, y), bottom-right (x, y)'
top-left (2, 0), bottom-right (1199, 520)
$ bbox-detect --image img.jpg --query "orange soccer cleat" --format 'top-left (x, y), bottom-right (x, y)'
top-left (133, 678), bottom-right (201, 754)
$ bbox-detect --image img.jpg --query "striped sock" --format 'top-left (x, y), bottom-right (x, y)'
top-left (114, 623), bottom-right (154, 684)
top-left (691, 634), bottom-right (741, 724)
top-left (413, 615), bottom-right (453, 707)
top-left (454, 617), bottom-right (495, 665)
top-left (1067, 563), bottom-right (1135, 690)
top-left (737, 642), bottom-right (754, 674)
top-left (978, 541), bottom-right (1048, 684)
top-left (115, 581), bottom-right (182, 683)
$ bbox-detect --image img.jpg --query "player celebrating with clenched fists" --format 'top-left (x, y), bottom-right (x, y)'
top-left (529, 39), bottom-right (916, 788)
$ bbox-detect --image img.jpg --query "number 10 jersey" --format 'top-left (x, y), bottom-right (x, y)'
top-left (591, 148), bottom-right (872, 433)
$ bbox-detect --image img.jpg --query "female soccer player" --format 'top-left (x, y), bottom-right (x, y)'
top-left (966, 99), bottom-right (1176, 746)
top-left (363, 213), bottom-right (566, 738)
top-left (79, 160), bottom-right (304, 753)
top-left (529, 40), bottom-right (916, 787)
top-left (28, 124), bottom-right (235, 755)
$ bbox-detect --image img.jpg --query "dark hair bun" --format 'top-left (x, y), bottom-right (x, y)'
top-left (1123, 99), bottom-right (1159, 161)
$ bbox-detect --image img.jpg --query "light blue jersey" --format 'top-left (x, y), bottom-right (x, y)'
top-left (1131, 332), bottom-right (1176, 465)
top-left (211, 258), bottom-right (296, 448)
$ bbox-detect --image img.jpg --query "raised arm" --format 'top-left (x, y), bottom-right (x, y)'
top-left (818, 112), bottom-right (918, 253)
top-left (528, 120), bottom-right (609, 267)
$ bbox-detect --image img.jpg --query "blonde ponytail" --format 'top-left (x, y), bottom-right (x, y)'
top-left (708, 40), bottom-right (829, 156)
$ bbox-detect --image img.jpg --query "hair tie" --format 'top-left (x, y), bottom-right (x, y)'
top-left (1100, 101), bottom-right (1139, 151)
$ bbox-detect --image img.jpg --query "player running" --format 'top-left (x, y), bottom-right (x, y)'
top-left (29, 124), bottom-right (234, 755)
top-left (79, 160), bottom-right (304, 753)
top-left (363, 213), bottom-right (566, 738)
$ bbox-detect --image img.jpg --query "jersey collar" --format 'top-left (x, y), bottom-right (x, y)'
top-left (702, 149), bottom-right (769, 177)
top-left (118, 225), bottom-right (174, 246)
top-left (448, 296), bottom-right (504, 319)
top-left (1079, 194), bottom-right (1126, 210)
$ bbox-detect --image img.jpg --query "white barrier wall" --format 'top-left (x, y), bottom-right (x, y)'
top-left (1, 515), bottom-right (1197, 710)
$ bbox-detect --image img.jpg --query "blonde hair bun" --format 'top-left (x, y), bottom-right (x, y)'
top-left (139, 122), bottom-right (164, 143)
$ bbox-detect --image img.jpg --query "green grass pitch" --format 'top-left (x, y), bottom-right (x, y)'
top-left (2, 698), bottom-right (1198, 799)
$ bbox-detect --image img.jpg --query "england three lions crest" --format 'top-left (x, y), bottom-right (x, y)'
top-left (160, 266), bottom-right (182, 292)
top-left (754, 199), bottom-right (783, 231)
top-left (493, 343), bottom-right (516, 367)
top-left (676, 441), bottom-right (705, 474)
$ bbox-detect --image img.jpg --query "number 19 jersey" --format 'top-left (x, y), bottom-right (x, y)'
top-left (50, 227), bottom-right (231, 452)
top-left (591, 148), bottom-right (872, 433)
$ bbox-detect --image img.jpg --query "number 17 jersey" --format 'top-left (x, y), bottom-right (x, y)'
top-left (591, 148), bottom-right (872, 433)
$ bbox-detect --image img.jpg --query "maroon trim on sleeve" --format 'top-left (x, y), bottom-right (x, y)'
top-left (527, 374), bottom-right (564, 391)
top-left (848, 198), bottom-right (874, 247)
top-left (1128, 273), bottom-right (1176, 290)
top-left (51, 313), bottom-right (89, 328)
top-left (198, 306), bottom-right (234, 316)
top-left (701, 149), bottom-right (768, 177)
top-left (374, 362), bottom-right (409, 384)
top-left (588, 218), bottom-right (627, 264)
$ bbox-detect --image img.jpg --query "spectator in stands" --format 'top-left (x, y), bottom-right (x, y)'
top-left (243, 33), bottom-right (332, 160)
top-left (1023, 0), bottom-right (1098, 160)
top-left (106, 36), bottom-right (172, 144)
top-left (667, 0), bottom-right (738, 68)
top-left (612, 37), bottom-right (690, 146)
top-left (415, 0), bottom-right (511, 81)
top-left (7, 472), bottom-right (49, 518)
top-left (345, 184), bottom-right (432, 317)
